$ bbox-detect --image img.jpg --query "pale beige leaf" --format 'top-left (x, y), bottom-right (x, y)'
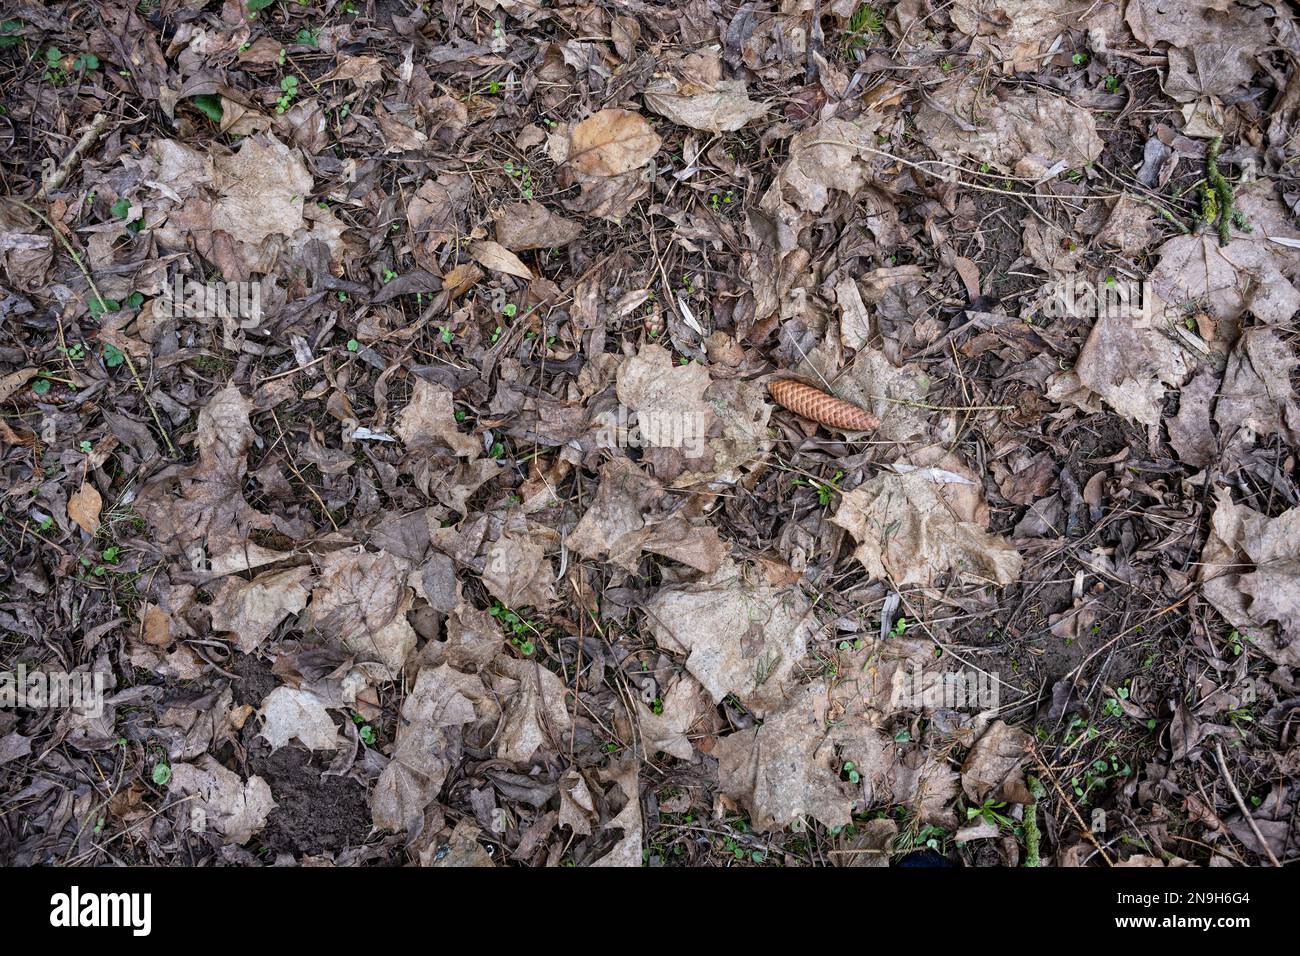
top-left (644, 79), bottom-right (768, 133)
top-left (915, 78), bottom-right (1102, 179)
top-left (831, 452), bottom-right (1023, 587)
top-left (644, 559), bottom-right (814, 716)
top-left (211, 134), bottom-right (314, 245)
top-left (395, 377), bottom-right (480, 458)
top-left (372, 664), bottom-right (483, 832)
top-left (308, 548), bottom-right (417, 676)
top-left (493, 656), bottom-right (573, 763)
top-left (257, 686), bottom-right (342, 752)
top-left (1046, 312), bottom-right (1192, 426)
top-left (169, 756), bottom-right (276, 845)
top-left (209, 566), bottom-right (313, 653)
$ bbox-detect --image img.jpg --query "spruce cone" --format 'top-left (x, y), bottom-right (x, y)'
top-left (768, 379), bottom-right (880, 432)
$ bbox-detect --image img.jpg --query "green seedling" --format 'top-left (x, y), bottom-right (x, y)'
top-left (277, 74), bottom-right (298, 113)
top-left (490, 601), bottom-right (536, 655)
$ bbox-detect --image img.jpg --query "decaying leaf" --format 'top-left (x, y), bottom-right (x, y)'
top-left (715, 679), bottom-right (895, 830)
top-left (211, 134), bottom-right (314, 245)
top-left (257, 686), bottom-right (343, 752)
top-left (67, 483), bottom-right (102, 535)
top-left (493, 201), bottom-right (583, 251)
top-left (644, 559), bottom-right (814, 716)
top-left (136, 386), bottom-right (272, 568)
top-left (832, 451), bottom-right (1023, 587)
top-left (308, 548), bottom-right (418, 676)
top-left (169, 756), bottom-right (276, 845)
top-left (1199, 489), bottom-right (1300, 667)
top-left (1215, 329), bottom-right (1299, 446)
top-left (565, 458), bottom-right (726, 573)
top-left (643, 50), bottom-right (767, 133)
top-left (915, 78), bottom-right (1103, 179)
top-left (396, 377), bottom-right (480, 458)
top-left (637, 675), bottom-right (711, 760)
top-left (1046, 312), bottom-right (1193, 426)
top-left (565, 109), bottom-right (661, 178)
top-left (961, 719), bottom-right (1032, 804)
top-left (469, 240), bottom-right (534, 280)
top-left (372, 664), bottom-right (484, 833)
top-left (481, 518), bottom-right (558, 609)
top-left (209, 566), bottom-right (313, 653)
top-left (493, 657), bottom-right (573, 764)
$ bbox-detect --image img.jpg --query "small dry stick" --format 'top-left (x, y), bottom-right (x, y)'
top-left (35, 111), bottom-right (112, 202)
top-left (1213, 741), bottom-right (1281, 867)
top-left (769, 379), bottom-right (880, 432)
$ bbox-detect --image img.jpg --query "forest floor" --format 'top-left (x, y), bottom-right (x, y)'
top-left (1, 0), bottom-right (1298, 867)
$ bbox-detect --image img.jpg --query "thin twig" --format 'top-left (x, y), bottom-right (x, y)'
top-left (1213, 741), bottom-right (1281, 867)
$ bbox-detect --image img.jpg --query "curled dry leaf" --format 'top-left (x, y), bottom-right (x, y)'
top-left (372, 664), bottom-right (484, 833)
top-left (915, 78), bottom-right (1103, 179)
top-left (643, 559), bottom-right (814, 716)
top-left (1199, 489), bottom-right (1300, 667)
top-left (308, 548), bottom-right (417, 677)
top-left (396, 377), bottom-right (480, 458)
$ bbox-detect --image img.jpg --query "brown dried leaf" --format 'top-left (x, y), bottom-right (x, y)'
top-left (493, 201), bottom-right (583, 251)
top-left (67, 483), bottom-right (102, 535)
top-left (832, 452), bottom-right (1023, 587)
top-left (257, 686), bottom-right (342, 752)
top-left (915, 78), bottom-right (1102, 179)
top-left (961, 719), bottom-right (1031, 804)
top-left (211, 134), bottom-right (314, 245)
top-left (644, 559), bottom-right (814, 716)
top-left (567, 109), bottom-right (661, 177)
top-left (396, 378), bottom-right (480, 458)
top-left (372, 664), bottom-right (484, 833)
top-left (1200, 489), bottom-right (1300, 666)
top-left (209, 566), bottom-right (313, 653)
top-left (308, 548), bottom-right (418, 676)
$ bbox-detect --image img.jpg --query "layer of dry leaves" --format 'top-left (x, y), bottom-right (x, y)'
top-left (1, 0), bottom-right (1299, 868)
